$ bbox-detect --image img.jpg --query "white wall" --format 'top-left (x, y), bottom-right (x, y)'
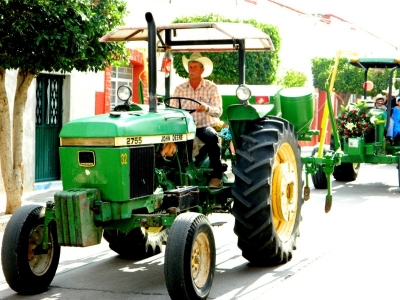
top-left (63, 70), bottom-right (105, 123)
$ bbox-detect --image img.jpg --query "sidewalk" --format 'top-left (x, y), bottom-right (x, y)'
top-left (0, 181), bottom-right (62, 232)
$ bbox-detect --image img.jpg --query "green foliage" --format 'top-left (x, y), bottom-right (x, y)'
top-left (311, 57), bottom-right (398, 96)
top-left (277, 69), bottom-right (307, 88)
top-left (0, 0), bottom-right (128, 74)
top-left (171, 14), bottom-right (280, 85)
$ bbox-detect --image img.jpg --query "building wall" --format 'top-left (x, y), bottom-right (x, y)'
top-left (0, 70), bottom-right (104, 196)
top-left (63, 70), bottom-right (105, 124)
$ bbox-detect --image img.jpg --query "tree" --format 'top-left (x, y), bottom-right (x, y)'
top-left (311, 57), bottom-right (398, 110)
top-left (277, 69), bottom-right (308, 88)
top-left (0, 0), bottom-right (128, 213)
top-left (171, 14), bottom-right (281, 85)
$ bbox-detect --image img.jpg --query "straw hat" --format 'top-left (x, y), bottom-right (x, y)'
top-left (373, 93), bottom-right (385, 102)
top-left (182, 52), bottom-right (213, 78)
top-left (382, 86), bottom-right (399, 96)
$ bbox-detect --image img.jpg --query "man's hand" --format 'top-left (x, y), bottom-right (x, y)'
top-left (196, 104), bottom-right (209, 113)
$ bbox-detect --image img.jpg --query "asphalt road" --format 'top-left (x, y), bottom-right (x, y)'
top-left (0, 162), bottom-right (398, 300)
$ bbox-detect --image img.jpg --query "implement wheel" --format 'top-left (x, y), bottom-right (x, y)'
top-left (232, 117), bottom-right (303, 266)
top-left (333, 162), bottom-right (360, 182)
top-left (1, 205), bottom-right (60, 294)
top-left (310, 145), bottom-right (328, 189)
top-left (164, 213), bottom-right (215, 300)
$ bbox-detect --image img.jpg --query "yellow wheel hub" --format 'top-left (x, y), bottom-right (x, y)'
top-left (191, 232), bottom-right (211, 289)
top-left (271, 143), bottom-right (298, 241)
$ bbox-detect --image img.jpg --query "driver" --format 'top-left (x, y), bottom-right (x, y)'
top-left (172, 52), bottom-right (223, 189)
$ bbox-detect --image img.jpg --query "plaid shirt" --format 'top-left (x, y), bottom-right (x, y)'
top-left (173, 79), bottom-right (222, 128)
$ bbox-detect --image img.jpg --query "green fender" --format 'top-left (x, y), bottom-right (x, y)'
top-left (226, 103), bottom-right (275, 121)
top-left (226, 103), bottom-right (277, 151)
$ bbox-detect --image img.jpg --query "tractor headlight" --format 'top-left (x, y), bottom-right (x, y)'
top-left (117, 85), bottom-right (132, 101)
top-left (236, 84), bottom-right (251, 101)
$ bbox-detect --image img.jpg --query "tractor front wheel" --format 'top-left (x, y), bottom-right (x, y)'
top-left (164, 213), bottom-right (215, 300)
top-left (1, 205), bottom-right (60, 294)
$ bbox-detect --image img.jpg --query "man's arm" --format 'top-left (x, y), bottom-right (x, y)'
top-left (203, 85), bottom-right (222, 118)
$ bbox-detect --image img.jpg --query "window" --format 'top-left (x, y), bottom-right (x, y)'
top-left (110, 65), bottom-right (133, 110)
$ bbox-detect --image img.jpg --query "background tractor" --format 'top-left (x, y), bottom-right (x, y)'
top-left (1, 12), bottom-right (321, 300)
top-left (306, 57), bottom-right (400, 200)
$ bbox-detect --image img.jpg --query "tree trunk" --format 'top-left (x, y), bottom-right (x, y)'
top-left (0, 68), bottom-right (34, 214)
top-left (336, 91), bottom-right (352, 114)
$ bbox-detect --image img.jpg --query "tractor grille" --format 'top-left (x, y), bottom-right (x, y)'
top-left (130, 146), bottom-right (154, 198)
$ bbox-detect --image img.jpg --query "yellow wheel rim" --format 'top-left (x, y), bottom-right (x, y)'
top-left (271, 142), bottom-right (298, 242)
top-left (191, 232), bottom-right (211, 289)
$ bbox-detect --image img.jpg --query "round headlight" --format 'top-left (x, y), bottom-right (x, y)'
top-left (117, 85), bottom-right (132, 101)
top-left (236, 85), bottom-right (251, 101)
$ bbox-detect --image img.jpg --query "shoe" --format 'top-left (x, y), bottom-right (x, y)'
top-left (208, 178), bottom-right (223, 189)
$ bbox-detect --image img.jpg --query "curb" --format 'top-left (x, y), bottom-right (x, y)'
top-left (0, 214), bottom-right (11, 232)
top-left (0, 181), bottom-right (62, 232)
top-left (34, 180), bottom-right (62, 191)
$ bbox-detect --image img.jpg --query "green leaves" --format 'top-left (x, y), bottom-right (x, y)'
top-left (171, 14), bottom-right (280, 85)
top-left (311, 57), bottom-right (399, 97)
top-left (0, 0), bottom-right (128, 73)
top-left (277, 69), bottom-right (307, 88)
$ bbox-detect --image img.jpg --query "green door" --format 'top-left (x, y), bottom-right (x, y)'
top-left (35, 74), bottom-right (63, 182)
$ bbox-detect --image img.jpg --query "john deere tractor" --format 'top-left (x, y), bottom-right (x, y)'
top-left (305, 56), bottom-right (400, 200)
top-left (1, 12), bottom-right (320, 300)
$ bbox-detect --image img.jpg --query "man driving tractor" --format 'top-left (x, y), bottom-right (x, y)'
top-left (173, 52), bottom-right (223, 189)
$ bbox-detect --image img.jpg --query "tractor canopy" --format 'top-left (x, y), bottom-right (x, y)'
top-left (99, 14), bottom-right (275, 101)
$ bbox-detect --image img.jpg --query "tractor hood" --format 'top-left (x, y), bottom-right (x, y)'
top-left (60, 108), bottom-right (196, 147)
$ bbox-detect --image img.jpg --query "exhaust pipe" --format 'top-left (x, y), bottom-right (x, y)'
top-left (145, 12), bottom-right (157, 113)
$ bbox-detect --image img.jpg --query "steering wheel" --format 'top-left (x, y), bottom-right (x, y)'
top-left (164, 97), bottom-right (202, 114)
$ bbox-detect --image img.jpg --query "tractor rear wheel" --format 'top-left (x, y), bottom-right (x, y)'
top-left (232, 117), bottom-right (303, 266)
top-left (1, 205), bottom-right (60, 294)
top-left (164, 213), bottom-right (215, 300)
top-left (398, 158), bottom-right (400, 187)
top-left (103, 226), bottom-right (168, 259)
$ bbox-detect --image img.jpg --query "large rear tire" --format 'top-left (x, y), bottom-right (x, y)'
top-left (1, 205), bottom-right (60, 294)
top-left (164, 213), bottom-right (215, 300)
top-left (232, 117), bottom-right (303, 266)
top-left (398, 157), bottom-right (400, 187)
top-left (103, 226), bottom-right (168, 259)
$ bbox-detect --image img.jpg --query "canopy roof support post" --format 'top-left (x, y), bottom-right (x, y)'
top-left (238, 40), bottom-right (245, 85)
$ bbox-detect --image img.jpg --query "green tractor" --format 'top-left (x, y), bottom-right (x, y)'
top-left (1, 12), bottom-right (318, 300)
top-left (305, 56), bottom-right (400, 200)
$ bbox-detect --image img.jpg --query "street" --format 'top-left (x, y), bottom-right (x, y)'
top-left (0, 162), bottom-right (399, 300)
